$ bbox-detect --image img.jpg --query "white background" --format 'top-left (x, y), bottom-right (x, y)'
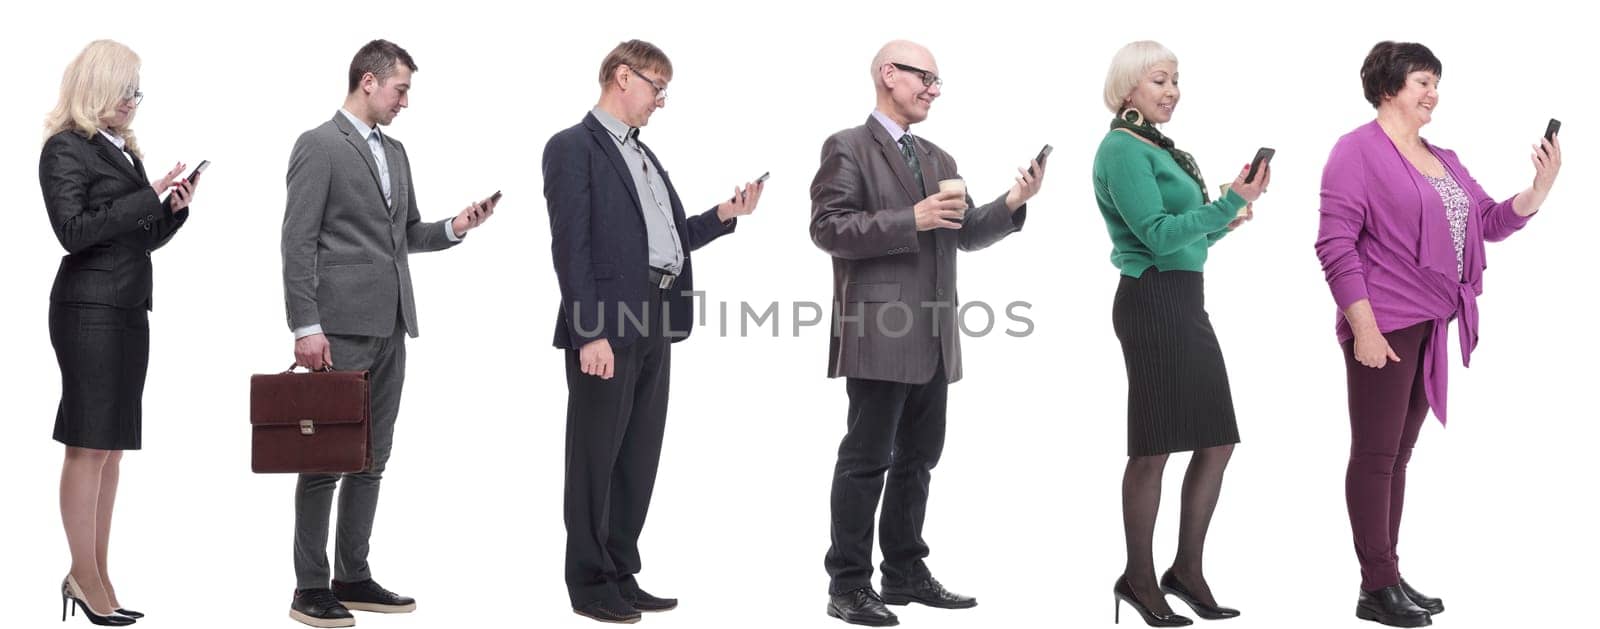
top-left (1, 1), bottom-right (1593, 628)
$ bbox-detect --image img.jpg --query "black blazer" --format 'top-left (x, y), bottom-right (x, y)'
top-left (40, 130), bottom-right (188, 310)
top-left (542, 112), bottom-right (735, 350)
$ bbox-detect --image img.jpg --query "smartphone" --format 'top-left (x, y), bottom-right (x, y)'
top-left (732, 173), bottom-right (769, 202)
top-left (1028, 144), bottom-right (1053, 176)
top-left (160, 160), bottom-right (208, 203)
top-left (1543, 119), bottom-right (1561, 154)
top-left (488, 190), bottom-right (502, 203)
top-left (1244, 147), bottom-right (1275, 184)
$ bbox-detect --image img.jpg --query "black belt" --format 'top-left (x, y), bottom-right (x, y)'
top-left (647, 267), bottom-right (678, 290)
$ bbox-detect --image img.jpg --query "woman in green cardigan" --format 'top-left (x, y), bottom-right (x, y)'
top-left (1093, 40), bottom-right (1269, 627)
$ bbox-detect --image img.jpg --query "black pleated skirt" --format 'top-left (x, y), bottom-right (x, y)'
top-left (1112, 270), bottom-right (1239, 456)
top-left (50, 303), bottom-right (149, 450)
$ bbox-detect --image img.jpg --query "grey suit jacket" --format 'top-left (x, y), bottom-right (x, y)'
top-left (809, 116), bottom-right (1026, 384)
top-left (282, 113), bottom-right (459, 339)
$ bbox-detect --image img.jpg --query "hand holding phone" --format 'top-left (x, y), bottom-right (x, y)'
top-left (1542, 118), bottom-right (1561, 155)
top-left (474, 190), bottom-right (501, 218)
top-left (1532, 119), bottom-right (1563, 194)
top-left (732, 172), bottom-right (769, 202)
top-left (160, 160), bottom-right (205, 208)
top-left (1226, 148), bottom-right (1273, 204)
top-left (1244, 147), bottom-right (1275, 184)
top-left (721, 173), bottom-right (766, 220)
top-left (186, 160), bottom-right (210, 184)
top-left (1028, 144), bottom-right (1052, 176)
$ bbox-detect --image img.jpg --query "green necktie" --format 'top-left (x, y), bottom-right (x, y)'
top-left (898, 134), bottom-right (925, 193)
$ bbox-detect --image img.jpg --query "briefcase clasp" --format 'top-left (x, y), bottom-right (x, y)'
top-left (299, 420), bottom-right (315, 435)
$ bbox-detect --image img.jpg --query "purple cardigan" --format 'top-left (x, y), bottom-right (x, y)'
top-left (1315, 121), bottom-right (1533, 424)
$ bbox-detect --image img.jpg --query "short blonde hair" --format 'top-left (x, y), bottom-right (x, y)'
top-left (45, 40), bottom-right (142, 157)
top-left (1103, 41), bottom-right (1177, 114)
top-left (598, 39), bottom-right (673, 88)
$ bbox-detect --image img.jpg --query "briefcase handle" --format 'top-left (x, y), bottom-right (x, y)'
top-left (282, 363), bottom-right (335, 374)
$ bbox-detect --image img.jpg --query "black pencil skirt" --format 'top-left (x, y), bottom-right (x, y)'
top-left (1111, 269), bottom-right (1239, 457)
top-left (50, 303), bottom-right (149, 451)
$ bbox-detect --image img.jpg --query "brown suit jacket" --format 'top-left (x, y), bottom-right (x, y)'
top-left (809, 115), bottom-right (1026, 384)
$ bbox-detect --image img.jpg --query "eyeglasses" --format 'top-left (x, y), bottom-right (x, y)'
top-left (123, 88), bottom-right (143, 106)
top-left (889, 63), bottom-right (942, 89)
top-left (625, 65), bottom-right (668, 103)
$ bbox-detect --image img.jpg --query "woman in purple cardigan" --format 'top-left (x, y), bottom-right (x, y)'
top-left (1315, 41), bottom-right (1561, 628)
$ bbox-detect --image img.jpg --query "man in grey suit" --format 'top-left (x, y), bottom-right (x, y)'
top-left (810, 40), bottom-right (1046, 627)
top-left (280, 39), bottom-right (496, 629)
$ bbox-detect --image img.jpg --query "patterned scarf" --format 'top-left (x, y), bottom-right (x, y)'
top-left (1110, 109), bottom-right (1209, 203)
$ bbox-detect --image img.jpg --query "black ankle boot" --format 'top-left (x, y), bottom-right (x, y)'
top-left (1356, 585), bottom-right (1431, 627)
top-left (1399, 579), bottom-right (1443, 615)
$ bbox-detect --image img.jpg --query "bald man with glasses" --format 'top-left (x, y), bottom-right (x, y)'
top-left (810, 40), bottom-right (1046, 627)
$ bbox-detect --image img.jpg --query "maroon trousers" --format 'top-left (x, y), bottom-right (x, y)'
top-left (1342, 321), bottom-right (1433, 592)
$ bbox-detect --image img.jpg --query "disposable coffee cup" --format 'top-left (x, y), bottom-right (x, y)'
top-left (938, 178), bottom-right (967, 223)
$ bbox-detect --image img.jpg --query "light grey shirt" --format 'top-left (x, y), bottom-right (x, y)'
top-left (293, 110), bottom-right (460, 340)
top-left (591, 106), bottom-right (683, 274)
top-left (340, 108), bottom-right (392, 205)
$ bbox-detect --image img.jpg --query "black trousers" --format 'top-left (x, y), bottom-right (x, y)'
top-left (825, 361), bottom-right (949, 595)
top-left (563, 293), bottom-right (672, 607)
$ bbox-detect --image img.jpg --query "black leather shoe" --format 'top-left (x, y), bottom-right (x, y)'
top-left (1399, 579), bottom-right (1443, 615)
top-left (573, 599), bottom-right (641, 624)
top-left (112, 610), bottom-right (143, 619)
top-left (827, 587), bottom-right (899, 626)
top-left (1114, 575), bottom-right (1193, 627)
top-left (620, 586), bottom-right (677, 612)
top-left (289, 589), bottom-right (354, 628)
top-left (332, 579), bottom-right (415, 613)
top-left (1356, 585), bottom-right (1432, 627)
top-left (881, 577), bottom-right (977, 609)
top-left (1159, 569), bottom-right (1239, 620)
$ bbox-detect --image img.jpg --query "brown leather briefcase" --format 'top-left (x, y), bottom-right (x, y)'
top-left (250, 365), bottom-right (371, 474)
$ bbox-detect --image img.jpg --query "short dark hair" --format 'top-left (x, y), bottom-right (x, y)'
top-left (598, 39), bottom-right (672, 87)
top-left (1360, 41), bottom-right (1442, 108)
top-left (348, 39), bottom-right (417, 93)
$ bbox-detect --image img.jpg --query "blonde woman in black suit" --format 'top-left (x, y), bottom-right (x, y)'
top-left (40, 39), bottom-right (198, 626)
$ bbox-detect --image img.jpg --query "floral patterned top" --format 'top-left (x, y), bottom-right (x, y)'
top-left (1425, 173), bottom-right (1470, 279)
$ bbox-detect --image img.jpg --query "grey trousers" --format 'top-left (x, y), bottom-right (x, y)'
top-left (292, 323), bottom-right (407, 589)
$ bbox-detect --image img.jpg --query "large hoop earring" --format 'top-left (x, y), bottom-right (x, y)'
top-left (1121, 107), bottom-right (1144, 126)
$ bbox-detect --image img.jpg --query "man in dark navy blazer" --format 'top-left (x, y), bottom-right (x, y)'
top-left (542, 39), bottom-right (764, 624)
